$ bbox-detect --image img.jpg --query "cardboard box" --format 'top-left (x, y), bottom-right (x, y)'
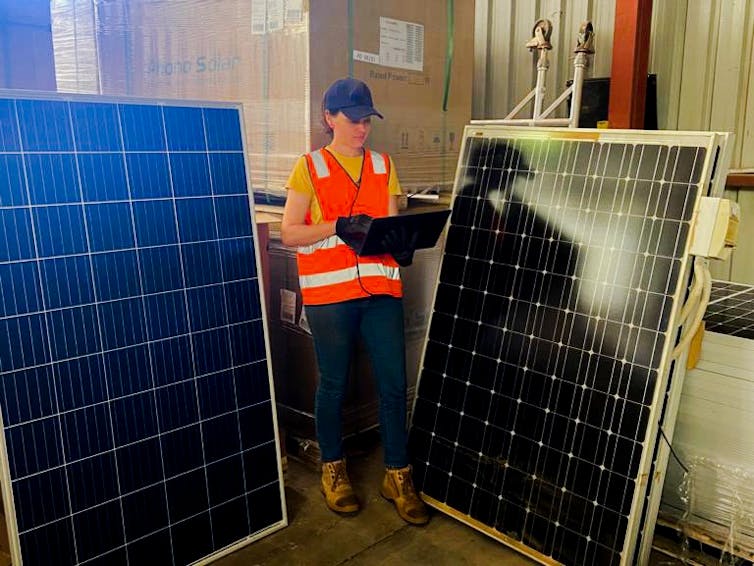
top-left (309, 0), bottom-right (473, 195)
top-left (52, 0), bottom-right (473, 196)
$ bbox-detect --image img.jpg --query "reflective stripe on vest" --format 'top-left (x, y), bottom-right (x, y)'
top-left (297, 235), bottom-right (342, 255)
top-left (370, 150), bottom-right (386, 174)
top-left (300, 264), bottom-right (400, 289)
top-left (310, 149), bottom-right (330, 178)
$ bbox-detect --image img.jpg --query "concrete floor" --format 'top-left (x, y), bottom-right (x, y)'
top-left (217, 440), bottom-right (536, 566)
top-left (213, 436), bottom-right (697, 566)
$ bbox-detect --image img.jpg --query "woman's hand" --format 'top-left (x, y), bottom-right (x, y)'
top-left (382, 226), bottom-right (418, 266)
top-left (335, 214), bottom-right (373, 251)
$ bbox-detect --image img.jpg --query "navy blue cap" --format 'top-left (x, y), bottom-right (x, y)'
top-left (323, 78), bottom-right (383, 121)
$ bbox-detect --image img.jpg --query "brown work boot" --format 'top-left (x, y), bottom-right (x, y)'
top-left (320, 459), bottom-right (360, 514)
top-left (380, 465), bottom-right (429, 525)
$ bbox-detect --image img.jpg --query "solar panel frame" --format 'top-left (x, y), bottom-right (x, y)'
top-left (408, 124), bottom-right (725, 565)
top-left (0, 90), bottom-right (287, 566)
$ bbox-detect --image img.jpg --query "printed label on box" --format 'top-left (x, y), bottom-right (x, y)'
top-left (251, 0), bottom-right (267, 34)
top-left (267, 0), bottom-right (284, 32)
top-left (285, 0), bottom-right (304, 23)
top-left (280, 289), bottom-right (296, 323)
top-left (299, 306), bottom-right (311, 334)
top-left (353, 50), bottom-right (380, 65)
top-left (251, 0), bottom-right (285, 34)
top-left (379, 17), bottom-right (424, 72)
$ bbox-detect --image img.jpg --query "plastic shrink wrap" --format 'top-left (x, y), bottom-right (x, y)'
top-left (51, 0), bottom-right (474, 201)
top-left (661, 331), bottom-right (754, 560)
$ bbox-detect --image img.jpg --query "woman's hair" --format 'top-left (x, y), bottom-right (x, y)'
top-left (321, 99), bottom-right (335, 138)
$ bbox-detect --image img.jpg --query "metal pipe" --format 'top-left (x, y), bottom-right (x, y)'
top-left (540, 85), bottom-right (573, 120)
top-left (569, 52), bottom-right (588, 128)
top-left (504, 89), bottom-right (536, 120)
top-left (532, 50), bottom-right (549, 119)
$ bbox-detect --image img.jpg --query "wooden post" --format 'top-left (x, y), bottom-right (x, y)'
top-left (608, 0), bottom-right (653, 128)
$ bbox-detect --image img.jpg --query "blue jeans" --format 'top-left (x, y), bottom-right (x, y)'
top-left (306, 296), bottom-right (408, 468)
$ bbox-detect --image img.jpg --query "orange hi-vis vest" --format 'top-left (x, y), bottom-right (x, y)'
top-left (296, 148), bottom-right (402, 306)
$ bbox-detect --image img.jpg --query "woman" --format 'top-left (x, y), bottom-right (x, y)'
top-left (280, 77), bottom-right (428, 525)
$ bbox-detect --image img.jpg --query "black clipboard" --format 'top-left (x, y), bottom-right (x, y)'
top-left (353, 209), bottom-right (451, 256)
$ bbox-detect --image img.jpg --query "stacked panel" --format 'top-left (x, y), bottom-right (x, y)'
top-left (410, 128), bottom-right (715, 565)
top-left (704, 280), bottom-right (754, 338)
top-left (0, 95), bottom-right (285, 565)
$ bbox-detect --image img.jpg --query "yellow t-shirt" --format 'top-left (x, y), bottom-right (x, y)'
top-left (285, 146), bottom-right (402, 224)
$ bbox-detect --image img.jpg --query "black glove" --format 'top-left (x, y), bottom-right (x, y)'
top-left (336, 214), bottom-right (373, 252)
top-left (382, 226), bottom-right (418, 267)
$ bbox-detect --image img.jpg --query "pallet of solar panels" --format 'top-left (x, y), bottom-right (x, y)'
top-left (645, 197), bottom-right (749, 563)
top-left (660, 408), bottom-right (754, 561)
top-left (51, 0), bottom-right (475, 203)
top-left (654, 279), bottom-right (754, 564)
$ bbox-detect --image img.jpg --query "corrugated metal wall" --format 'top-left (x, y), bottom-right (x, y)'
top-left (474, 0), bottom-right (754, 283)
top-left (651, 0), bottom-right (754, 282)
top-left (650, 0), bottom-right (754, 169)
top-left (473, 0), bottom-right (615, 120)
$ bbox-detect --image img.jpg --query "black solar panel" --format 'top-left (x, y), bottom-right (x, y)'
top-left (0, 94), bottom-right (285, 565)
top-left (409, 128), bottom-right (718, 565)
top-left (704, 280), bottom-right (754, 338)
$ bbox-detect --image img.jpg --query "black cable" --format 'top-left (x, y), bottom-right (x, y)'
top-left (335, 147), bottom-right (374, 297)
top-left (354, 257), bottom-right (374, 297)
top-left (659, 426), bottom-right (689, 475)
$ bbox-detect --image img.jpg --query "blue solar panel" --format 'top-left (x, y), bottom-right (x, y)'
top-left (0, 94), bottom-right (286, 565)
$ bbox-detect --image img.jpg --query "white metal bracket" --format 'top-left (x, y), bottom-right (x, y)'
top-left (472, 20), bottom-right (595, 128)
